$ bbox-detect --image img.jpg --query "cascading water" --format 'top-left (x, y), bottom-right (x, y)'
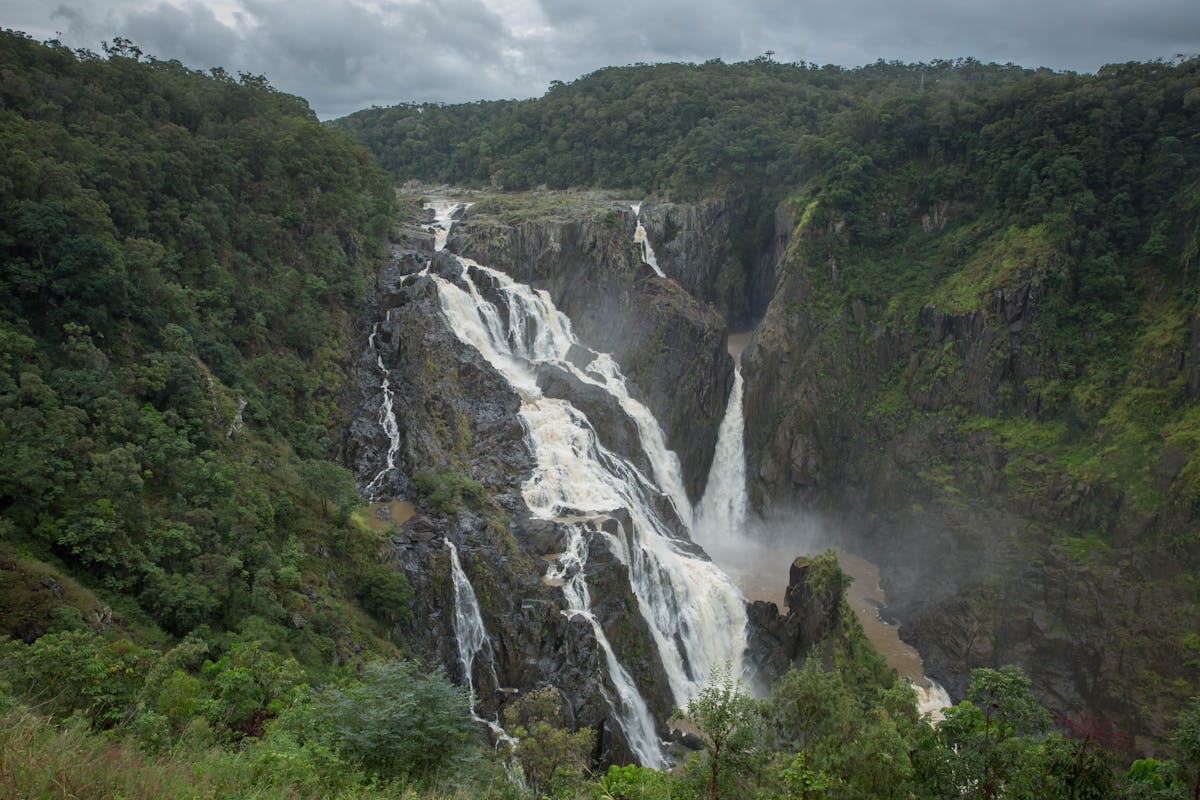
top-left (427, 247), bottom-right (746, 765)
top-left (424, 198), bottom-right (470, 251)
top-left (694, 365), bottom-right (748, 547)
top-left (445, 538), bottom-right (515, 744)
top-left (631, 203), bottom-right (665, 278)
top-left (546, 523), bottom-right (666, 767)
top-left (364, 316), bottom-right (401, 500)
top-left (364, 199), bottom-right (469, 499)
top-left (916, 681), bottom-right (952, 721)
top-left (446, 538), bottom-right (492, 697)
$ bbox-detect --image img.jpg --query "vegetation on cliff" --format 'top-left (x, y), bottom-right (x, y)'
top-left (5, 551), bottom-right (1200, 799)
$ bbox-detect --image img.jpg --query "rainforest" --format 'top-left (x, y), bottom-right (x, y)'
top-left (2, 28), bottom-right (1200, 800)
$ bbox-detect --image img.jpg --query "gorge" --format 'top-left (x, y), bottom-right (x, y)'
top-left (346, 180), bottom-right (1200, 757)
top-left (3, 34), bottom-right (1199, 797)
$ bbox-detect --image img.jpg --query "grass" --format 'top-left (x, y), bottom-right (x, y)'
top-left (0, 704), bottom-right (499, 800)
top-left (931, 223), bottom-right (1058, 314)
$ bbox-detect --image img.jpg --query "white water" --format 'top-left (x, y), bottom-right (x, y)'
top-left (446, 538), bottom-right (491, 697)
top-left (631, 203), bottom-right (666, 278)
top-left (445, 539), bottom-right (516, 744)
top-left (424, 198), bottom-right (470, 251)
top-left (694, 366), bottom-right (748, 549)
top-left (546, 524), bottom-right (666, 767)
top-left (428, 254), bottom-right (746, 764)
top-left (364, 318), bottom-right (401, 500)
top-left (363, 199), bottom-right (469, 499)
top-left (916, 680), bottom-right (952, 722)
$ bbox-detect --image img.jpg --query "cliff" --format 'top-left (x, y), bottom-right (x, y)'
top-left (448, 194), bottom-right (736, 503)
top-left (740, 195), bottom-right (1200, 747)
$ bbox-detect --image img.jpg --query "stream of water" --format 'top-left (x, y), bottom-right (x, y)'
top-left (631, 202), bottom-right (665, 278)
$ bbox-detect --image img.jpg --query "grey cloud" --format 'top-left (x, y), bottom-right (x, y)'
top-left (6, 0), bottom-right (1199, 118)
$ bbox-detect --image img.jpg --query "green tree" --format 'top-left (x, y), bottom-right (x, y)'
top-left (939, 665), bottom-right (1051, 800)
top-left (307, 659), bottom-right (478, 782)
top-left (300, 459), bottom-right (361, 521)
top-left (682, 662), bottom-right (763, 800)
top-left (1174, 697), bottom-right (1200, 800)
top-left (357, 562), bottom-right (414, 626)
top-left (502, 685), bottom-right (595, 797)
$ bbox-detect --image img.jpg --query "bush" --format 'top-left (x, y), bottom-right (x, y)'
top-left (308, 659), bottom-right (478, 782)
top-left (412, 470), bottom-right (484, 514)
top-left (358, 564), bottom-right (414, 626)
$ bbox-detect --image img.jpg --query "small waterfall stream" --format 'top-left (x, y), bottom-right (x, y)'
top-left (630, 203), bottom-right (665, 278)
top-left (424, 198), bottom-right (470, 251)
top-left (364, 317), bottom-right (402, 500)
top-left (445, 538), bottom-right (516, 744)
top-left (446, 538), bottom-right (493, 698)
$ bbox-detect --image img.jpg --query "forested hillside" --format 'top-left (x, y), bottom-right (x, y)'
top-left (0, 29), bottom-right (405, 689)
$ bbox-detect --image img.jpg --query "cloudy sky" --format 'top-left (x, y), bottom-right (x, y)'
top-left (5, 0), bottom-right (1199, 119)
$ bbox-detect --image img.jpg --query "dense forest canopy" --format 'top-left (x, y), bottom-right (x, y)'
top-left (0, 28), bottom-right (397, 650)
top-left (332, 57), bottom-right (1051, 195)
top-left (335, 56), bottom-right (1200, 343)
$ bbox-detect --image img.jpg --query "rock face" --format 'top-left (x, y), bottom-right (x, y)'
top-left (637, 195), bottom-right (773, 327)
top-left (739, 198), bottom-right (1200, 747)
top-left (342, 241), bottom-right (533, 510)
top-left (339, 202), bottom-right (688, 765)
top-left (381, 509), bottom-right (673, 765)
top-left (450, 200), bottom-right (734, 504)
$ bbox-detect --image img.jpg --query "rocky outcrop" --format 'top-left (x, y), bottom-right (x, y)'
top-left (341, 203), bottom-right (686, 764)
top-left (450, 201), bottom-right (733, 503)
top-left (343, 270), bottom-right (534, 510)
top-left (745, 553), bottom-right (850, 689)
top-left (381, 506), bottom-right (674, 765)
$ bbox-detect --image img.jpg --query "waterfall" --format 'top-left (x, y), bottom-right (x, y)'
top-left (445, 539), bottom-right (515, 744)
top-left (424, 198), bottom-right (470, 251)
top-left (694, 366), bottom-right (748, 548)
top-left (546, 523), bottom-right (666, 767)
top-left (364, 199), bottom-right (469, 499)
top-left (364, 317), bottom-right (401, 500)
top-left (428, 253), bottom-right (747, 765)
top-left (631, 203), bottom-right (665, 278)
top-left (446, 538), bottom-right (492, 697)
top-left (916, 680), bottom-right (952, 722)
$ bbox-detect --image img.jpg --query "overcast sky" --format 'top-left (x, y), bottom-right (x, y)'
top-left (5, 0), bottom-right (1199, 119)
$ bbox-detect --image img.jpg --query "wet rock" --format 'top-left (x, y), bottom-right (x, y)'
top-left (535, 362), bottom-right (653, 478)
top-left (452, 202), bottom-right (734, 504)
top-left (744, 554), bottom-right (850, 687)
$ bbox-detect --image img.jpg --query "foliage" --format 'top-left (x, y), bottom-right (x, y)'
top-left (501, 686), bottom-right (595, 797)
top-left (938, 666), bottom-right (1051, 800)
top-left (1172, 697), bottom-right (1200, 800)
top-left (681, 663), bottom-right (764, 800)
top-left (0, 30), bottom-right (396, 662)
top-left (0, 629), bottom-right (156, 728)
top-left (358, 563), bottom-right (415, 626)
top-left (412, 470), bottom-right (486, 514)
top-left (597, 763), bottom-right (677, 800)
top-left (305, 660), bottom-right (478, 783)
